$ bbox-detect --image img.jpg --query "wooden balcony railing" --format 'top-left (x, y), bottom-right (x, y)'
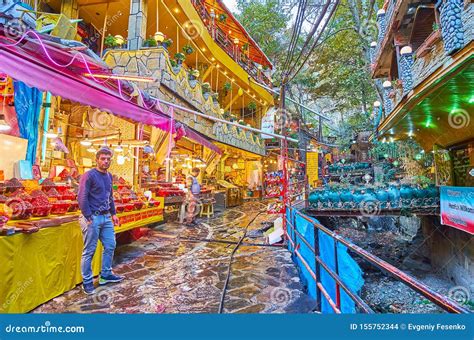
top-left (191, 0), bottom-right (273, 88)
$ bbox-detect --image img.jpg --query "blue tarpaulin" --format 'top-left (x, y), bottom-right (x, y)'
top-left (13, 81), bottom-right (43, 164)
top-left (286, 208), bottom-right (364, 313)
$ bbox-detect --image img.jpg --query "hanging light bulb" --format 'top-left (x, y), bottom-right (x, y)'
top-left (80, 135), bottom-right (92, 147)
top-left (45, 127), bottom-right (58, 138)
top-left (0, 114), bottom-right (11, 131)
top-left (117, 155), bottom-right (125, 165)
top-left (154, 31), bottom-right (165, 43)
top-left (114, 143), bottom-right (124, 153)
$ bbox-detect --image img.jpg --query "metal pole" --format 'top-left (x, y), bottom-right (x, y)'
top-left (99, 1), bottom-right (110, 57)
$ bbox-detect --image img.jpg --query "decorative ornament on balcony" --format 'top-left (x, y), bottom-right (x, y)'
top-left (399, 46), bottom-right (414, 94)
top-left (376, 9), bottom-right (386, 45)
top-left (382, 80), bottom-right (393, 114)
top-left (210, 9), bottom-right (216, 20)
top-left (114, 35), bottom-right (125, 46)
top-left (439, 0), bottom-right (465, 55)
top-left (154, 32), bottom-right (165, 43)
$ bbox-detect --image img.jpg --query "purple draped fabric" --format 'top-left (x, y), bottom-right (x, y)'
top-left (0, 45), bottom-right (171, 132)
top-left (182, 125), bottom-right (222, 154)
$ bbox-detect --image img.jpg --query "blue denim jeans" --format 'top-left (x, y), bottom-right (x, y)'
top-left (79, 214), bottom-right (116, 284)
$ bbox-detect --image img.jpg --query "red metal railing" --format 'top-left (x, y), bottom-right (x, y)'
top-left (191, 0), bottom-right (273, 88)
top-left (284, 206), bottom-right (471, 314)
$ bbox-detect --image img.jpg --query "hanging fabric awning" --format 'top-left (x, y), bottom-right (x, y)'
top-left (0, 28), bottom-right (172, 132)
top-left (181, 124), bottom-right (222, 154)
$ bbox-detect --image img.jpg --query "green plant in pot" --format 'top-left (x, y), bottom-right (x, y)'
top-left (188, 68), bottom-right (200, 80)
top-left (162, 38), bottom-right (173, 49)
top-left (143, 36), bottom-right (157, 48)
top-left (223, 81), bottom-right (232, 96)
top-left (174, 52), bottom-right (186, 65)
top-left (201, 82), bottom-right (211, 94)
top-left (211, 92), bottom-right (219, 103)
top-left (248, 101), bottom-right (257, 111)
top-left (182, 44), bottom-right (194, 55)
top-left (104, 34), bottom-right (118, 49)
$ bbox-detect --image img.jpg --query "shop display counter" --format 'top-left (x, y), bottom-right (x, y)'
top-left (0, 199), bottom-right (164, 313)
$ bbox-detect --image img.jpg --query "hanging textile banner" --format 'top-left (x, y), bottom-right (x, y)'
top-left (306, 152), bottom-right (318, 187)
top-left (261, 107), bottom-right (276, 139)
top-left (13, 81), bottom-right (42, 164)
top-left (440, 186), bottom-right (474, 235)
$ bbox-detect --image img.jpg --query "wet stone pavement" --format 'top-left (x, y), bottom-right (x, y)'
top-left (34, 202), bottom-right (315, 314)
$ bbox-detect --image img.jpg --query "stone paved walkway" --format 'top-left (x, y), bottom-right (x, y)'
top-left (34, 202), bottom-right (315, 313)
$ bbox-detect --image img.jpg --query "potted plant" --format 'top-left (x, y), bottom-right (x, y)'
top-left (211, 92), bottom-right (219, 103)
top-left (218, 13), bottom-right (228, 23)
top-left (201, 82), bottom-right (211, 98)
top-left (104, 34), bottom-right (118, 49)
top-left (182, 44), bottom-right (194, 55)
top-left (174, 52), bottom-right (186, 65)
top-left (162, 38), bottom-right (173, 49)
top-left (170, 59), bottom-right (181, 73)
top-left (188, 68), bottom-right (200, 80)
top-left (248, 101), bottom-right (257, 111)
top-left (223, 81), bottom-right (232, 96)
top-left (143, 36), bottom-right (157, 48)
top-left (242, 43), bottom-right (249, 52)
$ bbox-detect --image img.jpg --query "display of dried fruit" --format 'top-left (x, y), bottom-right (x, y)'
top-left (51, 201), bottom-right (71, 215)
top-left (31, 190), bottom-right (47, 198)
top-left (31, 195), bottom-right (52, 217)
top-left (11, 189), bottom-right (32, 202)
top-left (7, 199), bottom-right (33, 220)
top-left (22, 180), bottom-right (40, 194)
top-left (115, 204), bottom-right (125, 213)
top-left (0, 183), bottom-right (6, 194)
top-left (46, 188), bottom-right (61, 201)
top-left (68, 201), bottom-right (79, 213)
top-left (5, 178), bottom-right (23, 193)
top-left (61, 189), bottom-right (76, 201)
top-left (124, 203), bottom-right (134, 212)
top-left (0, 194), bottom-right (8, 203)
top-left (0, 203), bottom-right (12, 218)
top-left (41, 178), bottom-right (56, 191)
top-left (133, 200), bottom-right (144, 210)
top-left (113, 191), bottom-right (122, 203)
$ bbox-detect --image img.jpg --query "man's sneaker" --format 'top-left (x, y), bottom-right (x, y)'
top-left (83, 282), bottom-right (95, 295)
top-left (99, 274), bottom-right (124, 285)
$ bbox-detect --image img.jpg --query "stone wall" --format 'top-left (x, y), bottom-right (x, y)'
top-left (412, 3), bottom-right (472, 89)
top-left (462, 2), bottom-right (474, 43)
top-left (103, 48), bottom-right (265, 155)
top-left (421, 216), bottom-right (474, 294)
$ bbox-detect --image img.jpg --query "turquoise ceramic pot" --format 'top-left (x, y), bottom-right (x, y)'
top-left (400, 185), bottom-right (414, 199)
top-left (376, 189), bottom-right (389, 202)
top-left (328, 190), bottom-right (340, 203)
top-left (340, 190), bottom-right (353, 202)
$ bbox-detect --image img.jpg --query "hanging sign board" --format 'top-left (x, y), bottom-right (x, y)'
top-left (440, 186), bottom-right (474, 235)
top-left (306, 152), bottom-right (319, 187)
top-left (261, 107), bottom-right (276, 139)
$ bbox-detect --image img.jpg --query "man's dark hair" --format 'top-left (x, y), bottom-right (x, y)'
top-left (191, 167), bottom-right (200, 174)
top-left (96, 147), bottom-right (113, 159)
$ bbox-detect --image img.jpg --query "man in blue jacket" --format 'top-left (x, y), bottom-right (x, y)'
top-left (78, 147), bottom-right (123, 294)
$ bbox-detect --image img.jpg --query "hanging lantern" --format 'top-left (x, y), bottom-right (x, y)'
top-left (114, 35), bottom-right (125, 45)
top-left (238, 88), bottom-right (244, 96)
top-left (154, 32), bottom-right (165, 43)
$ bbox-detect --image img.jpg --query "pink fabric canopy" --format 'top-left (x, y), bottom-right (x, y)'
top-left (0, 28), bottom-right (221, 153)
top-left (0, 34), bottom-right (171, 131)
